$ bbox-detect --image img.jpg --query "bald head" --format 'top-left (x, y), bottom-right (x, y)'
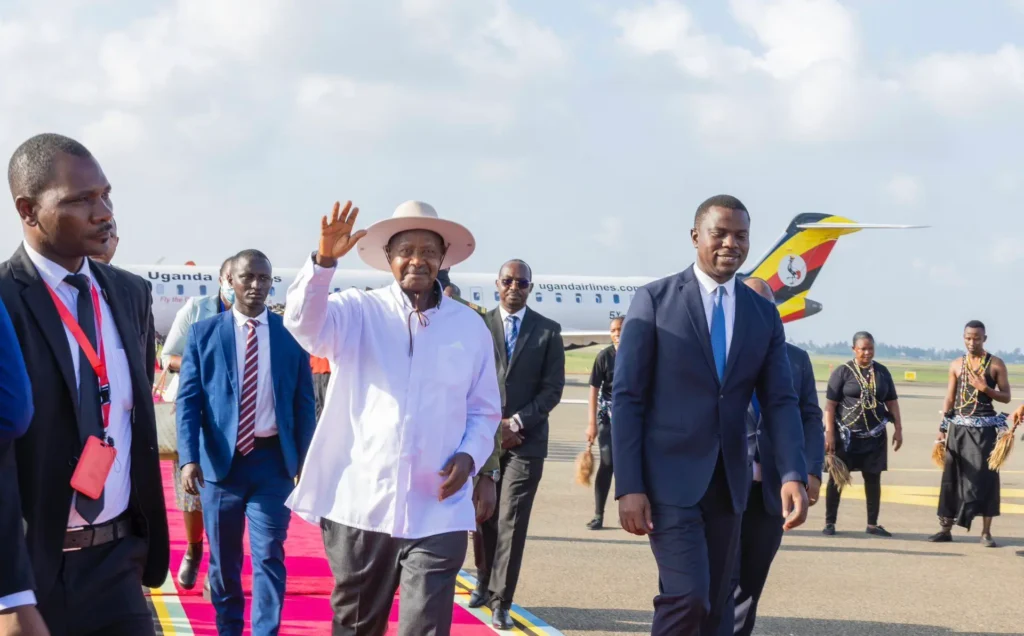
top-left (743, 277), bottom-right (774, 303)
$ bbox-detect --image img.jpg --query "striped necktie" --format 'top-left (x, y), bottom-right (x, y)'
top-left (236, 319), bottom-right (259, 455)
top-left (505, 315), bottom-right (519, 361)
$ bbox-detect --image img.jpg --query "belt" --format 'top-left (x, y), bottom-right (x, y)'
top-left (63, 512), bottom-right (133, 552)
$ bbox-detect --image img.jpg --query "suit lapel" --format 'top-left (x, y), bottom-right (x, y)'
top-left (268, 313), bottom-right (285, 416)
top-left (486, 309), bottom-right (507, 369)
top-left (12, 247), bottom-right (78, 406)
top-left (722, 284), bottom-right (750, 386)
top-left (507, 308), bottom-right (535, 374)
top-left (681, 270), bottom-right (719, 384)
top-left (218, 312), bottom-right (238, 398)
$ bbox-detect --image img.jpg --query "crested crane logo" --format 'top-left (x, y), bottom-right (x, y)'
top-left (778, 254), bottom-right (807, 288)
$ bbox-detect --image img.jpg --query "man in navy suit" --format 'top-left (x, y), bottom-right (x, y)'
top-left (177, 249), bottom-right (316, 636)
top-left (719, 277), bottom-right (825, 636)
top-left (613, 195), bottom-right (809, 635)
top-left (0, 297), bottom-right (32, 440)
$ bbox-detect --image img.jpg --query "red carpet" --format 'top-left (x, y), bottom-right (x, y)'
top-left (149, 460), bottom-right (495, 634)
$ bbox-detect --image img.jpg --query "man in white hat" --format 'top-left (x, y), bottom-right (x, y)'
top-left (283, 200), bottom-right (502, 635)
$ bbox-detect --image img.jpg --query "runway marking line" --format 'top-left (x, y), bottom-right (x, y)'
top-left (456, 572), bottom-right (566, 635)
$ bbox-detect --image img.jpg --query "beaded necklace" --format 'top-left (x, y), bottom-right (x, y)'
top-left (955, 352), bottom-right (991, 417)
top-left (840, 360), bottom-right (883, 430)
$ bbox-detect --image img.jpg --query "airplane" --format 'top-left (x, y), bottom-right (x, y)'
top-left (117, 213), bottom-right (925, 349)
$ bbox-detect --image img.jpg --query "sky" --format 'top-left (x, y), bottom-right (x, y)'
top-left (1, 0), bottom-right (1023, 350)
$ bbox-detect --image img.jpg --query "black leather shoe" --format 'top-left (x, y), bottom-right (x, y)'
top-left (491, 607), bottom-right (513, 630)
top-left (177, 544), bottom-right (202, 590)
top-left (468, 590), bottom-right (490, 608)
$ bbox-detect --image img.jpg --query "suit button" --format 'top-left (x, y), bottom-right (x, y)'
top-left (720, 395), bottom-right (724, 399)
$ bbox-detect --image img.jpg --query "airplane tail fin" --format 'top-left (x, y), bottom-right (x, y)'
top-left (741, 213), bottom-right (927, 323)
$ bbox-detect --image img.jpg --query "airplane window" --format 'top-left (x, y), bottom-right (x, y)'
top-left (494, 291), bottom-right (499, 302)
top-left (595, 293), bottom-right (602, 304)
top-left (270, 287), bottom-right (276, 297)
top-left (176, 285), bottom-right (184, 295)
top-left (575, 293), bottom-right (582, 304)
top-left (555, 293), bottom-right (562, 303)
top-left (199, 285), bottom-right (208, 295)
top-left (156, 284), bottom-right (165, 295)
top-left (473, 291), bottom-right (481, 301)
top-left (333, 287), bottom-right (341, 293)
top-left (613, 294), bottom-right (620, 304)
top-left (535, 293), bottom-right (542, 302)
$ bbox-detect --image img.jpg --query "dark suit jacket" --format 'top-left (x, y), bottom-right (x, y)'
top-left (750, 343), bottom-right (825, 517)
top-left (0, 246), bottom-right (170, 600)
top-left (0, 297), bottom-right (33, 440)
top-left (176, 310), bottom-right (316, 481)
top-left (612, 265), bottom-right (807, 514)
top-left (484, 306), bottom-right (565, 459)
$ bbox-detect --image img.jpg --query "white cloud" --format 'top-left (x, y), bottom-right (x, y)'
top-left (81, 111), bottom-right (147, 157)
top-left (885, 174), bottom-right (923, 206)
top-left (905, 44), bottom-right (1024, 117)
top-left (988, 237), bottom-right (1022, 265)
top-left (613, 0), bottom-right (877, 145)
top-left (401, 0), bottom-right (568, 81)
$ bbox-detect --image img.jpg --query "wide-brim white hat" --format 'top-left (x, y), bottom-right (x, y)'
top-left (357, 201), bottom-right (475, 272)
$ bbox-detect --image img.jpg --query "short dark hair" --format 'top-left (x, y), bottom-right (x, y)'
top-left (499, 259), bottom-right (533, 280)
top-left (694, 194), bottom-right (748, 228)
top-left (233, 249), bottom-right (270, 268)
top-left (219, 256), bottom-right (234, 277)
top-left (965, 320), bottom-right (986, 332)
top-left (8, 133), bottom-right (93, 200)
top-left (852, 331), bottom-right (874, 346)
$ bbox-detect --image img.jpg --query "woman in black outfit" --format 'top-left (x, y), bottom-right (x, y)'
top-left (823, 331), bottom-right (903, 536)
top-left (585, 316), bottom-right (623, 530)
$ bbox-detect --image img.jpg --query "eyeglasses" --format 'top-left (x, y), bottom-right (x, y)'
top-left (500, 278), bottom-right (531, 289)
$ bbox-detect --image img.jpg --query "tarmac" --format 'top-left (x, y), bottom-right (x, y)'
top-left (156, 378), bottom-right (1024, 635)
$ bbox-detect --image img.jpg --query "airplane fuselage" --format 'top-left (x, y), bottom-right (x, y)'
top-left (124, 264), bottom-right (653, 343)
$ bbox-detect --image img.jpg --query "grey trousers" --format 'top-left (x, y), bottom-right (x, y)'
top-left (321, 519), bottom-right (468, 636)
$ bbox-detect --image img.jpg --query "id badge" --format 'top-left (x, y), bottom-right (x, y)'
top-left (70, 435), bottom-right (117, 500)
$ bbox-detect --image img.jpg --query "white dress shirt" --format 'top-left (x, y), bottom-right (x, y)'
top-left (0, 244), bottom-right (135, 611)
top-left (231, 307), bottom-right (277, 437)
top-left (282, 257), bottom-right (501, 539)
top-left (692, 263), bottom-right (736, 359)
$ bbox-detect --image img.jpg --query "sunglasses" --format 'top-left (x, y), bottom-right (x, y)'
top-left (500, 278), bottom-right (531, 289)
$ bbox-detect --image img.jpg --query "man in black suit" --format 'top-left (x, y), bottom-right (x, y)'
top-left (718, 277), bottom-right (824, 636)
top-left (470, 259), bottom-right (565, 630)
top-left (0, 133), bottom-right (170, 636)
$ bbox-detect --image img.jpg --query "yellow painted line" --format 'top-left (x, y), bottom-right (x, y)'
top-left (145, 572), bottom-right (194, 635)
top-left (836, 484), bottom-right (1024, 513)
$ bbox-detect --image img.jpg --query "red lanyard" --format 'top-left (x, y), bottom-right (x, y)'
top-left (45, 282), bottom-right (111, 431)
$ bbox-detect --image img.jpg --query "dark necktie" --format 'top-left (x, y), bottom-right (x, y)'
top-left (64, 274), bottom-right (105, 523)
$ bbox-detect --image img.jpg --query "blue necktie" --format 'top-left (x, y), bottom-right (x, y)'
top-left (710, 286), bottom-right (727, 380)
top-left (505, 315), bottom-right (519, 361)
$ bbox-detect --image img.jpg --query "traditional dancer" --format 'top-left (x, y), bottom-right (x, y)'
top-left (930, 320), bottom-right (1011, 546)
top-left (584, 316), bottom-right (623, 530)
top-left (823, 331), bottom-right (902, 537)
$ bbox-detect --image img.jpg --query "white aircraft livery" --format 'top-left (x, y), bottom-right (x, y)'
top-left (121, 213), bottom-right (924, 349)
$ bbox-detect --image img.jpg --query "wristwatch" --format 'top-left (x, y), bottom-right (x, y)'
top-left (509, 415), bottom-right (522, 433)
top-left (483, 469), bottom-right (500, 482)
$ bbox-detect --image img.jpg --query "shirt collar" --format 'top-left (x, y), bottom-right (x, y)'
top-left (388, 280), bottom-right (445, 313)
top-left (692, 263), bottom-right (735, 298)
top-left (232, 307), bottom-right (268, 326)
top-left (22, 240), bottom-right (93, 290)
top-left (499, 305), bottom-right (527, 323)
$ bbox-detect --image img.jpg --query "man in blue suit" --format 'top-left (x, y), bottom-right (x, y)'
top-left (719, 277), bottom-right (825, 636)
top-left (177, 249), bottom-right (316, 636)
top-left (0, 297), bottom-right (32, 440)
top-left (613, 195), bottom-right (809, 635)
